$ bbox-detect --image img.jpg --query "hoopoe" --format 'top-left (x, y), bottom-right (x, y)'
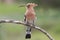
top-left (24, 3), bottom-right (38, 39)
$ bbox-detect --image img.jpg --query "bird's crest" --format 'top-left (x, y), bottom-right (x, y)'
top-left (26, 3), bottom-right (38, 8)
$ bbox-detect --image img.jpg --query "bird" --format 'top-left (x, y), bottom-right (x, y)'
top-left (24, 3), bottom-right (38, 39)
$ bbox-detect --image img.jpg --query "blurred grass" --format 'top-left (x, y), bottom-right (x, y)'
top-left (0, 4), bottom-right (60, 40)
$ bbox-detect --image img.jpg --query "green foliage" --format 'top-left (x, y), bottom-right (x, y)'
top-left (16, 0), bottom-right (60, 7)
top-left (0, 4), bottom-right (60, 40)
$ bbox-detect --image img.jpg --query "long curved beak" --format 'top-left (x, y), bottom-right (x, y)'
top-left (19, 5), bottom-right (26, 7)
top-left (35, 4), bottom-right (38, 6)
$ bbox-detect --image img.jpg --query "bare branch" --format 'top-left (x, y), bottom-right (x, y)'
top-left (0, 19), bottom-right (54, 40)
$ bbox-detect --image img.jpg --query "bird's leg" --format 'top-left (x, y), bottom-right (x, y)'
top-left (33, 20), bottom-right (35, 26)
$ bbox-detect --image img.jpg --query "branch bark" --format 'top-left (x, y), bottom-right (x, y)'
top-left (0, 19), bottom-right (54, 40)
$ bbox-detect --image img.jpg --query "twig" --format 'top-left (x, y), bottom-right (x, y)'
top-left (0, 19), bottom-right (54, 40)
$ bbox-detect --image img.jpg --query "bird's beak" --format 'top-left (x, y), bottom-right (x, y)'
top-left (19, 5), bottom-right (25, 7)
top-left (35, 4), bottom-right (38, 6)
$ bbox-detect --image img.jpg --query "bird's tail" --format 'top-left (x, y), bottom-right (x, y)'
top-left (25, 26), bottom-right (31, 39)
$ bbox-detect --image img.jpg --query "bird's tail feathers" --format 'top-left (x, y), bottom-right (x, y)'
top-left (25, 27), bottom-right (31, 39)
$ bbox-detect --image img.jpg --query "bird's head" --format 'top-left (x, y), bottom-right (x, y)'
top-left (26, 3), bottom-right (38, 8)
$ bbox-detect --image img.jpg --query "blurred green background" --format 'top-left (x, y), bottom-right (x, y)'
top-left (0, 0), bottom-right (60, 40)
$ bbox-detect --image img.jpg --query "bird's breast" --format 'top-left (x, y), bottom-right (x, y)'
top-left (26, 13), bottom-right (35, 20)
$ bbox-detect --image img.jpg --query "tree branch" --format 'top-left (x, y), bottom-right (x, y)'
top-left (0, 19), bottom-right (54, 40)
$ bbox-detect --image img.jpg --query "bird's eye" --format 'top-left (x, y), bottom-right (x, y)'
top-left (27, 5), bottom-right (30, 8)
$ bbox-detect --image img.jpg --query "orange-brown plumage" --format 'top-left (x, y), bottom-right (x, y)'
top-left (25, 3), bottom-right (37, 21)
top-left (24, 3), bottom-right (38, 39)
top-left (26, 11), bottom-right (35, 21)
